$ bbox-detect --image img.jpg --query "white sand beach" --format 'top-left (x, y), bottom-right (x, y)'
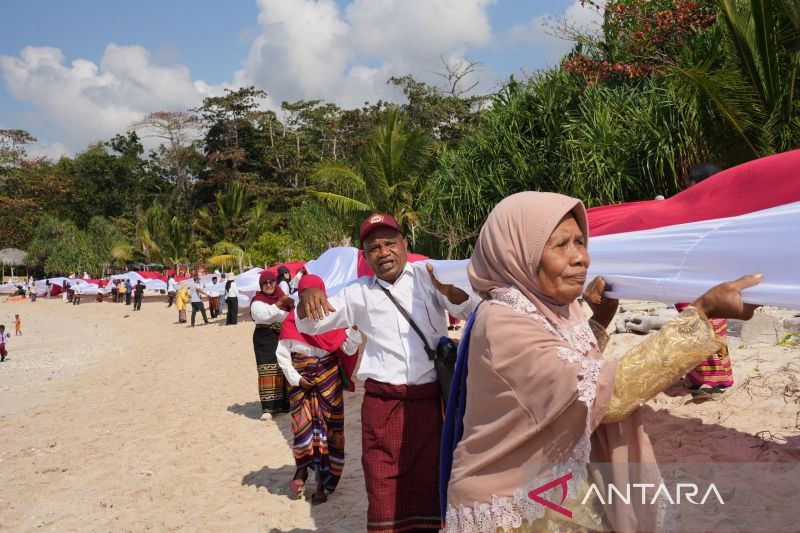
top-left (1, 296), bottom-right (798, 532)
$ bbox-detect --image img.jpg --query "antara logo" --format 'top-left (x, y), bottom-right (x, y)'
top-left (528, 471), bottom-right (725, 520)
top-left (528, 472), bottom-right (573, 518)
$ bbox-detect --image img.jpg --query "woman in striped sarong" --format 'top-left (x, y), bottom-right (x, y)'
top-left (676, 302), bottom-right (733, 393)
top-left (250, 270), bottom-right (295, 420)
top-left (276, 275), bottom-right (361, 505)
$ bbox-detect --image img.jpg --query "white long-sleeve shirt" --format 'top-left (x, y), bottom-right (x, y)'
top-left (225, 282), bottom-right (239, 299)
top-left (250, 300), bottom-right (289, 324)
top-left (276, 327), bottom-right (363, 386)
top-left (167, 278), bottom-right (177, 292)
top-left (296, 262), bottom-right (478, 386)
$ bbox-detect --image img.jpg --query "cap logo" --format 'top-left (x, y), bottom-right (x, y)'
top-left (369, 215), bottom-right (384, 224)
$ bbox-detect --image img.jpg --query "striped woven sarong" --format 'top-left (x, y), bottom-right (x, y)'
top-left (675, 305), bottom-right (734, 388)
top-left (362, 379), bottom-right (443, 532)
top-left (254, 326), bottom-right (290, 414)
top-left (289, 351), bottom-right (345, 492)
top-left (685, 318), bottom-right (734, 387)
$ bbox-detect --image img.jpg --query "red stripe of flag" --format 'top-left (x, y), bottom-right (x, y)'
top-left (587, 149), bottom-right (800, 237)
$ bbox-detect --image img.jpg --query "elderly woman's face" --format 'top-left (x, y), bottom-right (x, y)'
top-left (537, 214), bottom-right (589, 305)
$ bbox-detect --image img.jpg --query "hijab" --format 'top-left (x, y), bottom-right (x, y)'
top-left (468, 191), bottom-right (589, 327)
top-left (251, 270), bottom-right (285, 305)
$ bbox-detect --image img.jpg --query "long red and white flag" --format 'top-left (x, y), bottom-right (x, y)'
top-left (586, 149), bottom-right (800, 308)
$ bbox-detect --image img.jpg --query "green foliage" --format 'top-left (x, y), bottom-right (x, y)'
top-left (26, 216), bottom-right (102, 275)
top-left (136, 203), bottom-right (200, 272)
top-left (311, 108), bottom-right (434, 245)
top-left (285, 200), bottom-right (353, 257)
top-left (675, 0), bottom-right (800, 158)
top-left (389, 72), bottom-right (485, 143)
top-left (61, 132), bottom-right (169, 228)
top-left (249, 232), bottom-right (308, 266)
top-left (193, 181), bottom-right (273, 249)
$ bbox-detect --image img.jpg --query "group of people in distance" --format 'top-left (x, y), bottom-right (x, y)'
top-left (246, 192), bottom-right (761, 532)
top-left (167, 273), bottom-right (240, 327)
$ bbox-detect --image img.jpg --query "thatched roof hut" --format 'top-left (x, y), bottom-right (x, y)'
top-left (0, 248), bottom-right (28, 266)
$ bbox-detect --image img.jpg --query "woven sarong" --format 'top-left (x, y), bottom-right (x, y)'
top-left (362, 379), bottom-right (442, 532)
top-left (290, 351), bottom-right (345, 492)
top-left (254, 326), bottom-right (289, 414)
top-left (685, 318), bottom-right (733, 387)
top-left (676, 305), bottom-right (734, 388)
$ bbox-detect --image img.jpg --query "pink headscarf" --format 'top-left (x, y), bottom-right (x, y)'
top-left (468, 191), bottom-right (589, 326)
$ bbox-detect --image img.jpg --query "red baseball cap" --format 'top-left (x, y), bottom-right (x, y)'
top-left (359, 213), bottom-right (402, 241)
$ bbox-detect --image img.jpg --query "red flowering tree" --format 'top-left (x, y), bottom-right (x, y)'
top-left (563, 0), bottom-right (718, 84)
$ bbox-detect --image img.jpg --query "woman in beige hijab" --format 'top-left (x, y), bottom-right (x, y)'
top-left (442, 191), bottom-right (760, 532)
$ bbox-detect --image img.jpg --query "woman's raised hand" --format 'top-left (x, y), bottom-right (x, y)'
top-left (691, 274), bottom-right (762, 320)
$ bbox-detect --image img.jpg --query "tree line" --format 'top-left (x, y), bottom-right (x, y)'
top-left (1, 0), bottom-right (797, 275)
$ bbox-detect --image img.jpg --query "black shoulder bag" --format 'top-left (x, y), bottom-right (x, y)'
top-left (378, 285), bottom-right (458, 405)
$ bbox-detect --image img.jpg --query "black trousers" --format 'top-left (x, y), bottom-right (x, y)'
top-left (125, 292), bottom-right (131, 305)
top-left (191, 301), bottom-right (208, 325)
top-left (225, 297), bottom-right (238, 324)
top-left (133, 294), bottom-right (142, 310)
top-left (167, 291), bottom-right (175, 307)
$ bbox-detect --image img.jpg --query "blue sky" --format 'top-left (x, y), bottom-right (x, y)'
top-left (0, 0), bottom-right (599, 158)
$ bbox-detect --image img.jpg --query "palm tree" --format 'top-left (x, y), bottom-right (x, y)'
top-left (676, 0), bottom-right (800, 158)
top-left (194, 180), bottom-right (271, 249)
top-left (136, 204), bottom-right (197, 274)
top-left (206, 240), bottom-right (247, 273)
top-left (310, 108), bottom-right (434, 247)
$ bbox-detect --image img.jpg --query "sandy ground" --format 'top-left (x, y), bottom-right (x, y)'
top-left (0, 297), bottom-right (799, 532)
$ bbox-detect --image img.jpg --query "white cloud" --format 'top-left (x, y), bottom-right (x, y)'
top-left (235, 0), bottom-right (497, 108)
top-left (25, 139), bottom-right (71, 161)
top-left (2, 0), bottom-right (500, 154)
top-left (505, 0), bottom-right (604, 67)
top-left (0, 44), bottom-right (227, 153)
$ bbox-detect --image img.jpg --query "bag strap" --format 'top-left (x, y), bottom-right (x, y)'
top-left (378, 285), bottom-right (436, 360)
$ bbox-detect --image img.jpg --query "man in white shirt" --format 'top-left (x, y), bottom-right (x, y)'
top-left (297, 213), bottom-right (477, 532)
top-left (166, 275), bottom-right (177, 307)
top-left (189, 276), bottom-right (209, 326)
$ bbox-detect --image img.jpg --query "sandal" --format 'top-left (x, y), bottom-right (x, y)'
top-left (289, 469), bottom-right (307, 497)
top-left (289, 478), bottom-right (305, 497)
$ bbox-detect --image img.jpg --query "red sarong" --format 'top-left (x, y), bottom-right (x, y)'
top-left (362, 379), bottom-right (443, 532)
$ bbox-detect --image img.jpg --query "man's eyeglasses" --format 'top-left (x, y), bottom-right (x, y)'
top-left (262, 280), bottom-right (276, 285)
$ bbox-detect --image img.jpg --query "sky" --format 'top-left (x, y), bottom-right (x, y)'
top-left (0, 0), bottom-right (603, 159)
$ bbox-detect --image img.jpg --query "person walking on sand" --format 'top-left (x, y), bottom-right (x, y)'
top-left (189, 276), bottom-right (209, 326)
top-left (133, 280), bottom-right (145, 311)
top-left (167, 274), bottom-right (177, 307)
top-left (124, 279), bottom-right (133, 305)
top-left (117, 279), bottom-right (126, 304)
top-left (296, 213), bottom-right (477, 532)
top-left (176, 284), bottom-right (190, 323)
top-left (225, 278), bottom-right (239, 325)
top-left (208, 276), bottom-right (221, 318)
top-left (251, 270), bottom-right (294, 420)
top-left (15, 314), bottom-right (21, 336)
top-left (277, 275), bottom-right (363, 505)
top-left (0, 325), bottom-right (10, 362)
